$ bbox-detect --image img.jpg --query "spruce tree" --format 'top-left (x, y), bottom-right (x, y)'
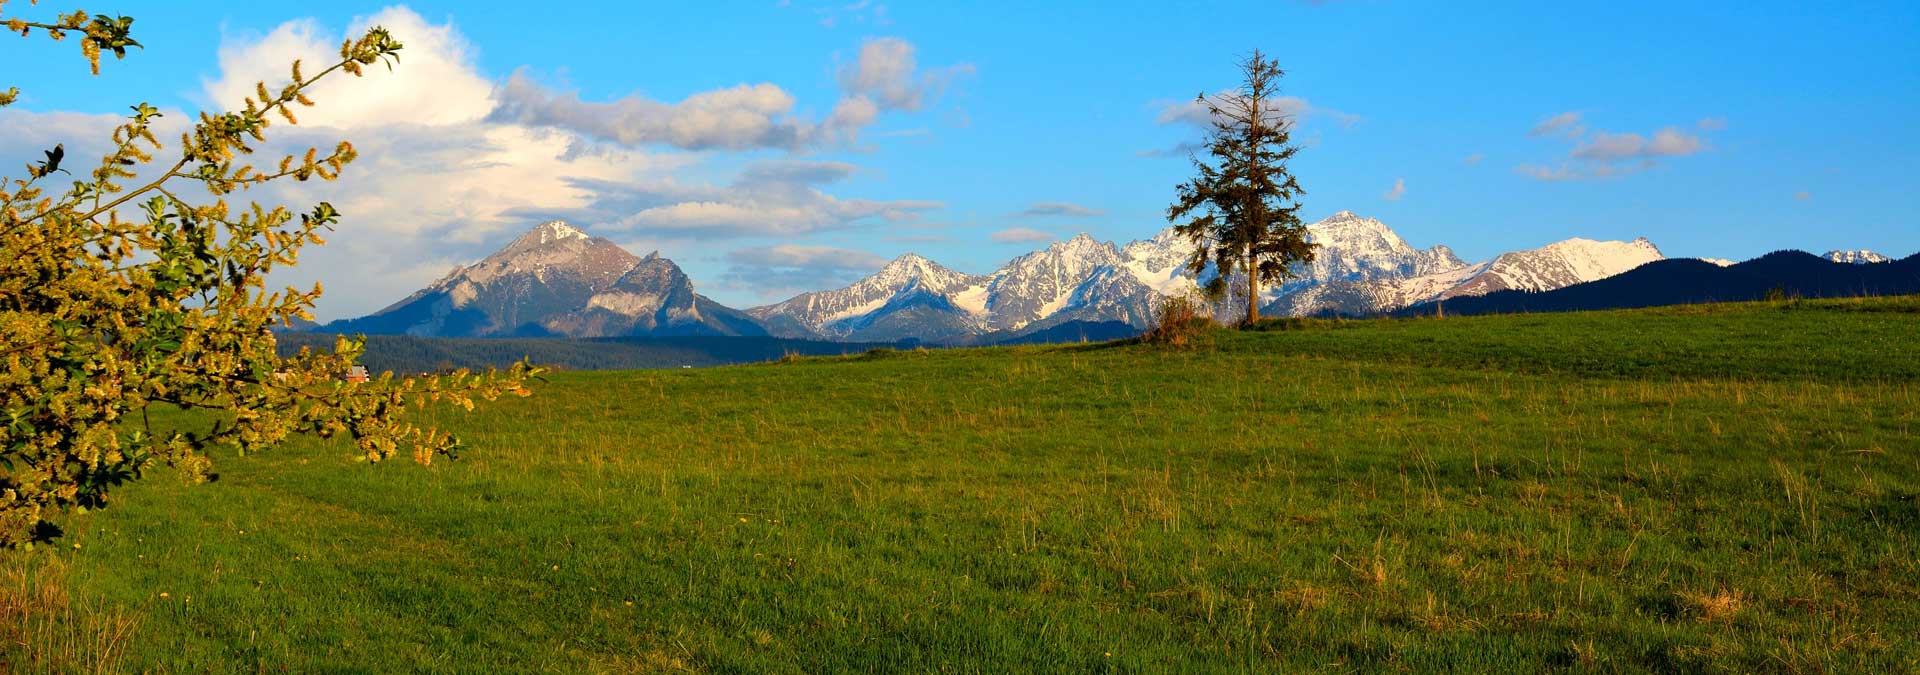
top-left (1167, 49), bottom-right (1315, 325)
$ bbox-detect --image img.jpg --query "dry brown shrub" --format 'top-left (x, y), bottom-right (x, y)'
top-left (1142, 293), bottom-right (1217, 347)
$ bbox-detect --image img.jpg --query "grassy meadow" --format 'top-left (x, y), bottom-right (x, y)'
top-left (4, 297), bottom-right (1918, 673)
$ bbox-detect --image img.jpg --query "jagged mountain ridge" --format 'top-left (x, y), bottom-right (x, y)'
top-left (1266, 236), bottom-right (1663, 317)
top-left (752, 211), bottom-right (1666, 338)
top-left (324, 221), bottom-right (763, 338)
top-left (328, 214), bottom-right (1728, 343)
top-left (1825, 250), bottom-right (1892, 265)
top-left (750, 234), bottom-right (1163, 343)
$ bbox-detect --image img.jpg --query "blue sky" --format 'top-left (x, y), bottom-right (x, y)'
top-left (3, 1), bottom-right (1916, 317)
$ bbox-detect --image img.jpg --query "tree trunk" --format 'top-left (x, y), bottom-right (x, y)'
top-left (1245, 244), bottom-right (1260, 325)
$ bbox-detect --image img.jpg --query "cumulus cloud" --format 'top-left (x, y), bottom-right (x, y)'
top-left (991, 227), bottom-right (1055, 243)
top-left (1382, 177), bottom-right (1405, 201)
top-left (1018, 201), bottom-right (1104, 218)
top-left (738, 159), bottom-right (861, 186)
top-left (720, 244), bottom-right (892, 300)
top-left (727, 244), bottom-right (888, 270)
top-left (1520, 113), bottom-right (1715, 182)
top-left (836, 37), bottom-right (974, 112)
top-left (489, 36), bottom-right (967, 151)
top-left (202, 7), bottom-right (495, 128)
top-left (614, 198), bottom-right (939, 237)
top-left (490, 73), bottom-right (828, 151)
top-left (1528, 111), bottom-right (1584, 138)
top-left (1570, 127), bottom-right (1703, 161)
top-left (1144, 92), bottom-right (1356, 157)
top-left (531, 159), bottom-right (941, 240)
top-left (247, 122), bottom-right (693, 317)
top-left (62, 5), bottom-right (951, 318)
top-left (1153, 93), bottom-right (1358, 130)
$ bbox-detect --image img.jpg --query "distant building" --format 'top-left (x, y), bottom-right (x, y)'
top-left (345, 365), bottom-right (370, 383)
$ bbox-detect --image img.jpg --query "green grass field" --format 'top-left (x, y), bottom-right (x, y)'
top-left (6, 297), bottom-right (1918, 673)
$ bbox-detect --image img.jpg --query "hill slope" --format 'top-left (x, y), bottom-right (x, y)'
top-left (12, 297), bottom-right (1919, 673)
top-left (1419, 250), bottom-right (1920, 316)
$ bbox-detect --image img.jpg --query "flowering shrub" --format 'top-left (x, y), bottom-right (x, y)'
top-left (0, 8), bottom-right (537, 547)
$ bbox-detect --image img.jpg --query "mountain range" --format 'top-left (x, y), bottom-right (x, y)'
top-left (318, 214), bottom-right (1904, 343)
top-left (747, 211), bottom-right (1666, 341)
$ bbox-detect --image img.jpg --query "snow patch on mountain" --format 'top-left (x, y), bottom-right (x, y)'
top-left (749, 212), bottom-right (1673, 339)
top-left (328, 221), bottom-right (761, 338)
top-left (1824, 250), bottom-right (1891, 264)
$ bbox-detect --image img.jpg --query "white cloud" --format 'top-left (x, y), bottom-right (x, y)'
top-left (1528, 111), bottom-right (1584, 138)
top-left (549, 158), bottom-right (939, 239)
top-left (727, 244), bottom-right (888, 270)
top-left (490, 36), bottom-right (967, 151)
top-left (1522, 115), bottom-right (1715, 182)
top-left (1144, 92), bottom-right (1356, 157)
top-left (1570, 127), bottom-right (1704, 162)
top-left (1513, 163), bottom-right (1631, 182)
top-left (1153, 93), bottom-right (1358, 129)
top-left (720, 244), bottom-right (892, 300)
top-left (1647, 127), bottom-right (1705, 156)
top-left (202, 7), bottom-right (495, 128)
top-left (1018, 201), bottom-right (1104, 218)
top-left (836, 37), bottom-right (974, 112)
top-left (248, 122), bottom-right (691, 319)
top-left (490, 73), bottom-right (823, 151)
top-left (1794, 190), bottom-right (1812, 201)
top-left (991, 227), bottom-right (1054, 243)
top-left (1462, 153), bottom-right (1484, 165)
top-left (89, 6), bottom-right (950, 319)
top-left (1382, 177), bottom-right (1405, 201)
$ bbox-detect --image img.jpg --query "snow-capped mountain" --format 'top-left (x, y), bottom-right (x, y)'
top-left (323, 213), bottom-right (1684, 343)
top-left (1269, 236), bottom-right (1663, 316)
top-left (749, 212), bottom-right (1667, 340)
top-left (1119, 227), bottom-right (1200, 294)
top-left (325, 221), bottom-right (763, 338)
top-left (1292, 211), bottom-right (1466, 284)
top-left (978, 234), bottom-right (1160, 333)
top-left (1824, 250), bottom-right (1892, 264)
top-left (749, 254), bottom-right (987, 341)
top-left (748, 210), bottom-right (1666, 337)
top-left (1435, 237), bottom-right (1664, 299)
top-left (1110, 211), bottom-right (1464, 318)
top-left (751, 234), bottom-right (1160, 342)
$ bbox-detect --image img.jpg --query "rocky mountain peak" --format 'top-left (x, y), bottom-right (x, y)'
top-left (1825, 250), bottom-right (1891, 264)
top-left (880, 253), bottom-right (935, 274)
top-left (507, 220), bottom-right (592, 249)
top-left (870, 253), bottom-right (976, 294)
top-left (326, 220), bottom-right (761, 339)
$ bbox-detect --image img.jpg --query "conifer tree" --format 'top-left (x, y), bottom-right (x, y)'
top-left (1167, 49), bottom-right (1315, 325)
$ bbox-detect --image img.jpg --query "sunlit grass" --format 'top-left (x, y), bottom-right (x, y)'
top-left (5, 296), bottom-right (1917, 673)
